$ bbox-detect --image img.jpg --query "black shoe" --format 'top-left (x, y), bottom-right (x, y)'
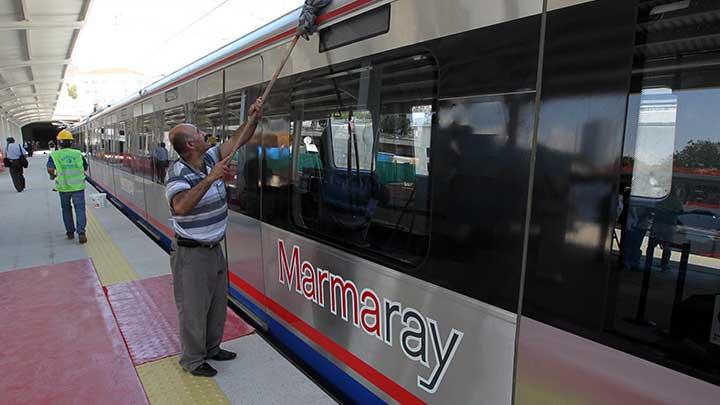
top-left (209, 349), bottom-right (237, 361)
top-left (190, 363), bottom-right (217, 377)
top-left (78, 233), bottom-right (87, 244)
top-left (66, 232), bottom-right (74, 240)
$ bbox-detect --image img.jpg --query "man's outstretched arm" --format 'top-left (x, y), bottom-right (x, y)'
top-left (219, 97), bottom-right (264, 161)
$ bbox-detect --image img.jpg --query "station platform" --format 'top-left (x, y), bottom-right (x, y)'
top-left (0, 152), bottom-right (337, 405)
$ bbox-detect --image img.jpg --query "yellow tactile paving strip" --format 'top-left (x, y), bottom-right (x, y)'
top-left (83, 209), bottom-right (139, 286)
top-left (137, 356), bottom-right (230, 405)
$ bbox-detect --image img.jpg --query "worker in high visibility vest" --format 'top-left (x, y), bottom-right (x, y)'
top-left (47, 129), bottom-right (89, 244)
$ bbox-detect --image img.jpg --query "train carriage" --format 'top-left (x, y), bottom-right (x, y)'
top-left (73, 0), bottom-right (720, 403)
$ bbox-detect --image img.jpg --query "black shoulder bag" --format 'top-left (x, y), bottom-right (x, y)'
top-left (16, 144), bottom-right (28, 168)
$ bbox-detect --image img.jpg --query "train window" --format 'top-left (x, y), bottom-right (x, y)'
top-left (615, 81), bottom-right (720, 382)
top-left (137, 113), bottom-right (155, 179)
top-left (163, 106), bottom-right (185, 160)
top-left (225, 89), bottom-right (246, 141)
top-left (523, 1), bottom-right (720, 388)
top-left (195, 95), bottom-right (223, 140)
top-left (291, 52), bottom-right (436, 266)
top-left (100, 126), bottom-right (108, 162)
top-left (109, 125), bottom-right (119, 165)
top-left (329, 110), bottom-right (375, 170)
top-left (224, 84), bottom-right (265, 219)
top-left (126, 120), bottom-right (136, 174)
top-left (225, 57), bottom-right (262, 94)
top-left (198, 71), bottom-right (223, 101)
top-left (319, 4), bottom-right (390, 53)
top-left (165, 88), bottom-right (178, 103)
top-left (227, 128), bottom-right (262, 218)
top-left (142, 100), bottom-right (154, 115)
top-left (258, 116), bottom-right (292, 220)
top-left (88, 125), bottom-right (94, 156)
top-left (117, 122), bottom-right (128, 172)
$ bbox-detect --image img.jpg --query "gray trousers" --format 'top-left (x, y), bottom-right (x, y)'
top-left (170, 239), bottom-right (228, 371)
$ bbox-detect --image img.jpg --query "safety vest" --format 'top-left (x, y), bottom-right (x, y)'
top-left (51, 148), bottom-right (86, 192)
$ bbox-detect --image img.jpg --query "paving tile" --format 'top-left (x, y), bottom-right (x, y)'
top-left (137, 356), bottom-right (228, 405)
top-left (106, 274), bottom-right (255, 366)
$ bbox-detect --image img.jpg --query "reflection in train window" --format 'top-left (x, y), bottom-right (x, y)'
top-left (330, 110), bottom-right (375, 170)
top-left (136, 113), bottom-right (155, 179)
top-left (613, 1), bottom-right (720, 385)
top-left (225, 89), bottom-right (246, 141)
top-left (162, 106), bottom-right (185, 160)
top-left (625, 89), bottom-right (677, 199)
top-left (291, 52), bottom-right (436, 266)
top-left (512, 0), bottom-right (720, 391)
top-left (195, 95), bottom-right (223, 141)
top-left (117, 122), bottom-right (130, 173)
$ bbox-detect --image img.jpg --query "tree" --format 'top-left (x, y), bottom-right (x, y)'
top-left (67, 84), bottom-right (77, 99)
top-left (380, 114), bottom-right (411, 138)
top-left (674, 140), bottom-right (720, 169)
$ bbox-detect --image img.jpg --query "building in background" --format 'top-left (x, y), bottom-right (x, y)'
top-left (58, 66), bottom-right (160, 117)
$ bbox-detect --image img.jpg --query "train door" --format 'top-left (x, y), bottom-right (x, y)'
top-left (110, 115), bottom-right (121, 196)
top-left (610, 0), bottom-right (720, 396)
top-left (102, 116), bottom-right (117, 195)
top-left (133, 99), bottom-right (155, 224)
top-left (223, 57), bottom-right (266, 298)
top-left (92, 122), bottom-right (103, 180)
top-left (82, 125), bottom-right (91, 178)
top-left (516, 0), bottom-right (720, 403)
top-left (86, 123), bottom-right (96, 177)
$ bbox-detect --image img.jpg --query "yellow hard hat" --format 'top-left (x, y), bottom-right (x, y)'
top-left (57, 129), bottom-right (73, 141)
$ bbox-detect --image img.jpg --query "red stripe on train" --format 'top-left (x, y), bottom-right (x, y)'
top-left (228, 272), bottom-right (425, 405)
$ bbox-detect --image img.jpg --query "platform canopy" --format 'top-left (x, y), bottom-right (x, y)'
top-left (0, 0), bottom-right (91, 127)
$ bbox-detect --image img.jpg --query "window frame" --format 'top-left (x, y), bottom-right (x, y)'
top-left (287, 50), bottom-right (439, 270)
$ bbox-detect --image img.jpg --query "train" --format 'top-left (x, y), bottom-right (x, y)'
top-left (71, 0), bottom-right (720, 403)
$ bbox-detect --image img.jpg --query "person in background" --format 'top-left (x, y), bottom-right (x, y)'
top-left (206, 134), bottom-right (218, 147)
top-left (48, 140), bottom-right (55, 151)
top-left (5, 137), bottom-right (28, 192)
top-left (649, 185), bottom-right (684, 270)
top-left (153, 142), bottom-right (169, 184)
top-left (24, 140), bottom-right (34, 157)
top-left (165, 96), bottom-right (263, 377)
top-left (47, 130), bottom-right (89, 244)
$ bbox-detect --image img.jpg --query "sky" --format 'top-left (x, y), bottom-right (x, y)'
top-left (55, 0), bottom-right (299, 117)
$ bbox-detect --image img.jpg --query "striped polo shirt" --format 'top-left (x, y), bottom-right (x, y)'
top-left (165, 146), bottom-right (228, 243)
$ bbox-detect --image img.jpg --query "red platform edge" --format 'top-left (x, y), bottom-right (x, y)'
top-left (104, 274), bottom-right (254, 366)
